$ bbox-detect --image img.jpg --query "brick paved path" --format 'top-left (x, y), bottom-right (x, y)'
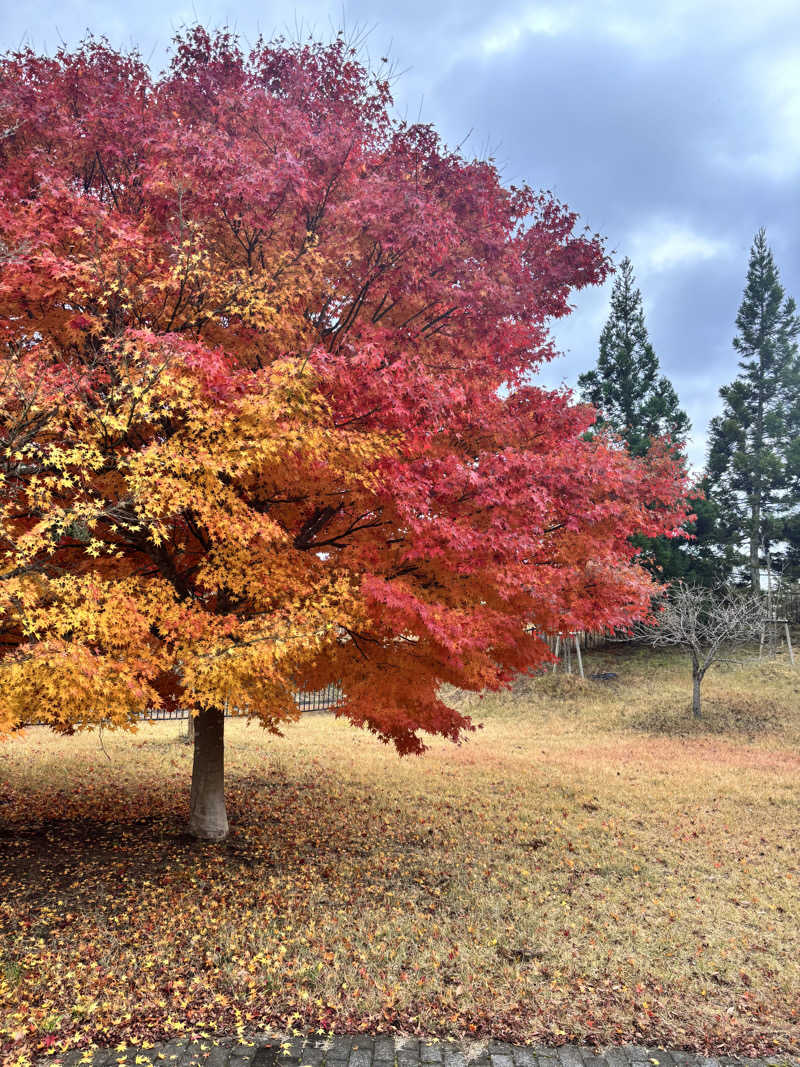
top-left (47, 1034), bottom-right (798, 1067)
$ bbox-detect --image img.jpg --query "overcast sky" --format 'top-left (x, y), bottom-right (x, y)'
top-left (3, 0), bottom-right (799, 470)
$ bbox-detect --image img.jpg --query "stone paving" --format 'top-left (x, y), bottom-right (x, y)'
top-left (46, 1034), bottom-right (799, 1067)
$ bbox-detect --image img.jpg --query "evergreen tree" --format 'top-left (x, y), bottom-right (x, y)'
top-left (578, 257), bottom-right (690, 457)
top-left (579, 257), bottom-right (694, 581)
top-left (706, 229), bottom-right (800, 592)
top-left (782, 512), bottom-right (800, 582)
top-left (656, 478), bottom-right (740, 587)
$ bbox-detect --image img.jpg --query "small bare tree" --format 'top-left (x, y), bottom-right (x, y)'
top-left (637, 583), bottom-right (766, 718)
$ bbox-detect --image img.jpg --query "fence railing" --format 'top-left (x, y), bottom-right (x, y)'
top-left (142, 683), bottom-right (345, 721)
top-left (20, 683), bottom-right (345, 728)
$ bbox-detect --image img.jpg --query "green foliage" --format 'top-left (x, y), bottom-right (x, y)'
top-left (633, 485), bottom-right (734, 586)
top-left (782, 511), bottom-right (800, 577)
top-left (706, 229), bottom-right (800, 589)
top-left (578, 257), bottom-right (690, 457)
top-left (579, 258), bottom-right (693, 582)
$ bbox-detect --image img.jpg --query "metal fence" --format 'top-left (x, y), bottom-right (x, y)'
top-left (142, 683), bottom-right (344, 721)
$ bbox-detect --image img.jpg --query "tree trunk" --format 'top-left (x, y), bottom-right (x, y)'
top-left (692, 669), bottom-right (703, 719)
top-left (749, 500), bottom-right (761, 593)
top-left (750, 372), bottom-right (764, 593)
top-left (188, 707), bottom-right (228, 841)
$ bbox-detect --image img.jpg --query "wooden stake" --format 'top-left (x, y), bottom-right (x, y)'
top-left (575, 633), bottom-right (584, 678)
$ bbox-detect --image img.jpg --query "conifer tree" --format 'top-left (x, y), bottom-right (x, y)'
top-left (646, 482), bottom-right (735, 586)
top-left (579, 258), bottom-right (693, 581)
top-left (706, 229), bottom-right (800, 592)
top-left (578, 257), bottom-right (690, 458)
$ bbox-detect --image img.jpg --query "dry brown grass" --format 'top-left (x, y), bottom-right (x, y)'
top-left (1, 645), bottom-right (799, 1061)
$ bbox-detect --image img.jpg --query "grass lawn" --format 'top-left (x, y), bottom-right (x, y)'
top-left (1, 645), bottom-right (799, 1062)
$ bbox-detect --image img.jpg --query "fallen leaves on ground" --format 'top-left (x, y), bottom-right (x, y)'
top-left (1, 648), bottom-right (799, 1064)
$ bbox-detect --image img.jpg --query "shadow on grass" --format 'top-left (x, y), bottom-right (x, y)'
top-left (0, 764), bottom-right (419, 921)
top-left (627, 698), bottom-right (787, 738)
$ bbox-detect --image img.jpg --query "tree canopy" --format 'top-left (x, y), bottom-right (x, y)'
top-left (578, 257), bottom-right (694, 582)
top-left (0, 29), bottom-right (688, 835)
top-left (578, 257), bottom-right (690, 458)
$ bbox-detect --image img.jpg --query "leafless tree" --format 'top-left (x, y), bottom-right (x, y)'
top-left (636, 583), bottom-right (767, 718)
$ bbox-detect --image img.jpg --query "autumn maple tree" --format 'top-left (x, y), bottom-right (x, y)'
top-left (0, 29), bottom-right (689, 839)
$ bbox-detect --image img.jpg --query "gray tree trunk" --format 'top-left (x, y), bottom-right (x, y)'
top-left (749, 497), bottom-right (761, 594)
top-left (188, 707), bottom-right (228, 841)
top-left (692, 670), bottom-right (703, 719)
top-left (749, 391), bottom-right (763, 594)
